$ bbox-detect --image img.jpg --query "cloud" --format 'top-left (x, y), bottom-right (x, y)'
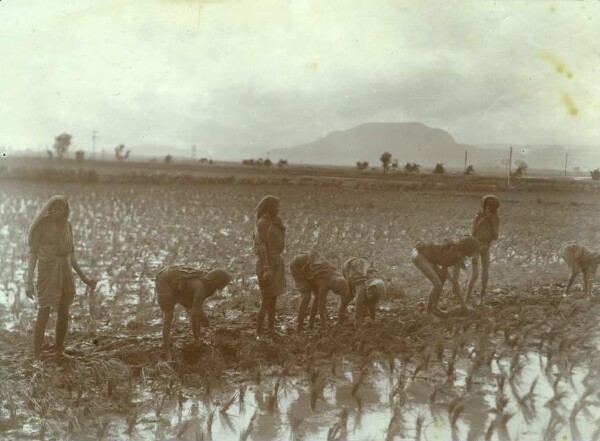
top-left (0, 0), bottom-right (598, 154)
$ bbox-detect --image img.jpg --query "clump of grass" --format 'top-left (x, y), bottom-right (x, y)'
top-left (219, 392), bottom-right (237, 415)
top-left (385, 406), bottom-right (405, 441)
top-left (289, 414), bottom-right (305, 441)
top-left (327, 407), bottom-right (349, 441)
top-left (267, 378), bottom-right (281, 412)
top-left (239, 409), bottom-right (258, 441)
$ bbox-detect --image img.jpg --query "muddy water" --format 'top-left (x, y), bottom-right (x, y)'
top-left (20, 350), bottom-right (588, 441)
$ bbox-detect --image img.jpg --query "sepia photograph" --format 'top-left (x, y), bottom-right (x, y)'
top-left (1, 1), bottom-right (599, 440)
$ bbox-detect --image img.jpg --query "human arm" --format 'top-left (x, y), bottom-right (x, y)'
top-left (466, 255), bottom-right (479, 302)
top-left (354, 284), bottom-right (366, 326)
top-left (70, 252), bottom-right (97, 289)
top-left (447, 263), bottom-right (464, 306)
top-left (255, 218), bottom-right (271, 283)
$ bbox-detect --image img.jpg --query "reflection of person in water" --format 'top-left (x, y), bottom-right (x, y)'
top-left (290, 251), bottom-right (351, 331)
top-left (26, 195), bottom-right (97, 360)
top-left (341, 257), bottom-right (386, 326)
top-left (254, 195), bottom-right (286, 334)
top-left (155, 265), bottom-right (231, 354)
top-left (411, 236), bottom-right (480, 316)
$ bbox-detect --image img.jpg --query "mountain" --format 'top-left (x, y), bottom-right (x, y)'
top-left (268, 122), bottom-right (599, 170)
top-left (269, 122), bottom-right (470, 167)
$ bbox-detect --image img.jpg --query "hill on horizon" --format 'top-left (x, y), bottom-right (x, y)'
top-left (267, 122), bottom-right (599, 171)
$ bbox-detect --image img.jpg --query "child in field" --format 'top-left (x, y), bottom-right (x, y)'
top-left (155, 265), bottom-right (231, 355)
top-left (26, 195), bottom-right (97, 360)
top-left (341, 257), bottom-right (386, 326)
top-left (254, 195), bottom-right (286, 335)
top-left (561, 241), bottom-right (600, 297)
top-left (467, 195), bottom-right (500, 305)
top-left (412, 236), bottom-right (481, 316)
top-left (290, 251), bottom-right (352, 331)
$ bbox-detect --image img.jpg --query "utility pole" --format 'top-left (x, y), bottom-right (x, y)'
top-left (464, 149), bottom-right (468, 174)
top-left (92, 130), bottom-right (97, 160)
top-left (564, 152), bottom-right (568, 179)
top-left (507, 146), bottom-right (513, 189)
top-left (191, 144), bottom-right (197, 161)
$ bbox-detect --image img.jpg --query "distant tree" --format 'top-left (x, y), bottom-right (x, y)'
top-left (75, 150), bottom-right (85, 164)
top-left (264, 158), bottom-right (272, 167)
top-left (164, 154), bottom-right (173, 165)
top-left (256, 158), bottom-right (264, 166)
top-left (465, 164), bottom-right (475, 175)
top-left (115, 144), bottom-right (131, 162)
top-left (356, 161), bottom-right (369, 171)
top-left (572, 166), bottom-right (581, 173)
top-left (53, 133), bottom-right (72, 159)
top-left (513, 160), bottom-right (528, 177)
top-left (277, 159), bottom-right (288, 168)
top-left (380, 152), bottom-right (392, 173)
top-left (591, 168), bottom-right (600, 180)
top-left (404, 162), bottom-right (420, 173)
top-left (199, 157), bottom-right (208, 163)
top-left (208, 159), bottom-right (214, 164)
top-left (46, 149), bottom-right (54, 159)
top-left (433, 163), bottom-right (446, 174)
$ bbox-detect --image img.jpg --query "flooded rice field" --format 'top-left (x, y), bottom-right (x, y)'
top-left (1, 181), bottom-right (599, 440)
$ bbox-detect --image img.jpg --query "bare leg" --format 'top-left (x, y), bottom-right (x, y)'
top-left (368, 300), bottom-right (377, 321)
top-left (479, 247), bottom-right (491, 305)
top-left (33, 307), bottom-right (51, 360)
top-left (412, 253), bottom-right (444, 314)
top-left (297, 290), bottom-right (311, 331)
top-left (162, 307), bottom-right (174, 357)
top-left (317, 291), bottom-right (328, 330)
top-left (55, 302), bottom-right (70, 354)
top-left (354, 285), bottom-right (366, 327)
top-left (308, 293), bottom-right (318, 328)
top-left (466, 255), bottom-right (479, 303)
top-left (267, 297), bottom-right (277, 330)
top-left (257, 295), bottom-right (267, 334)
top-left (565, 269), bottom-right (578, 295)
top-left (582, 269), bottom-right (589, 297)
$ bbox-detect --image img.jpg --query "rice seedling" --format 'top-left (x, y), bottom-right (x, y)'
top-left (414, 413), bottom-right (425, 441)
top-left (219, 392), bottom-right (238, 415)
top-left (384, 406), bottom-right (405, 441)
top-left (239, 409), bottom-right (258, 441)
top-left (267, 378), bottom-right (281, 412)
top-left (289, 414), bottom-right (305, 441)
top-left (447, 397), bottom-right (464, 440)
top-left (327, 407), bottom-right (349, 441)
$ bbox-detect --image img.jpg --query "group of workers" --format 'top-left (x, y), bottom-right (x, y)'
top-left (25, 194), bottom-right (598, 360)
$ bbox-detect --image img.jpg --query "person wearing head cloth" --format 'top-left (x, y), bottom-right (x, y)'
top-left (155, 265), bottom-right (231, 355)
top-left (290, 251), bottom-right (351, 331)
top-left (560, 241), bottom-right (599, 297)
top-left (341, 257), bottom-right (386, 326)
top-left (411, 236), bottom-right (480, 317)
top-left (254, 195), bottom-right (287, 334)
top-left (26, 195), bottom-right (97, 360)
top-left (466, 195), bottom-right (500, 305)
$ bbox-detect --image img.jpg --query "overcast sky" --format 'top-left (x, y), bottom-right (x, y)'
top-left (1, 0), bottom-right (599, 157)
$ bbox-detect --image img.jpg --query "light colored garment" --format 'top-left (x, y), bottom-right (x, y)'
top-left (561, 242), bottom-right (599, 272)
top-left (28, 195), bottom-right (75, 309)
top-left (254, 212), bottom-right (286, 297)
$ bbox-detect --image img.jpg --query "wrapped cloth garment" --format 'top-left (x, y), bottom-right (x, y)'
top-left (341, 256), bottom-right (379, 299)
top-left (561, 242), bottom-right (599, 272)
top-left (253, 199), bottom-right (286, 297)
top-left (155, 265), bottom-right (231, 309)
top-left (28, 195), bottom-right (75, 309)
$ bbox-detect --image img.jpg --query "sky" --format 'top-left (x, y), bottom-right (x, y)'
top-left (1, 0), bottom-right (599, 158)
